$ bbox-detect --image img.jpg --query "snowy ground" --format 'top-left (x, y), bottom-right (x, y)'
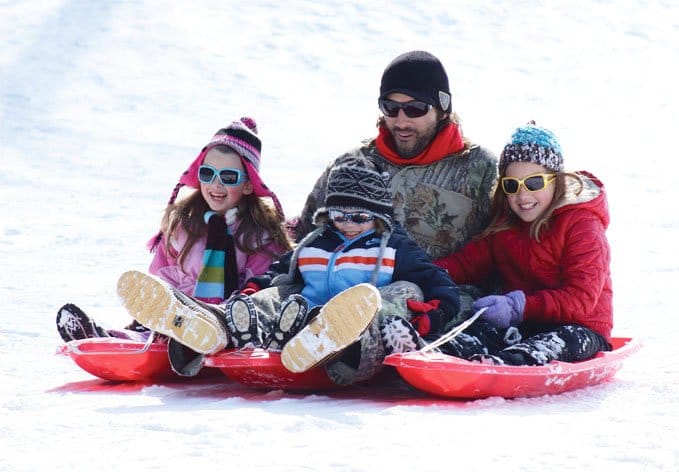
top-left (1, 1), bottom-right (678, 471)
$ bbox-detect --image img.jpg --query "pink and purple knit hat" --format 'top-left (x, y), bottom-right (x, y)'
top-left (148, 117), bottom-right (284, 251)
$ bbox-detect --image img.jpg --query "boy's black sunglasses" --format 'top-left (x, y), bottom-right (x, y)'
top-left (328, 210), bottom-right (375, 225)
top-left (378, 98), bottom-right (432, 118)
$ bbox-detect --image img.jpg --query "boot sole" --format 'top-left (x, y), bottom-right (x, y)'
top-left (57, 303), bottom-right (107, 341)
top-left (281, 283), bottom-right (380, 373)
top-left (263, 296), bottom-right (308, 350)
top-left (116, 270), bottom-right (228, 354)
top-left (224, 296), bottom-right (261, 347)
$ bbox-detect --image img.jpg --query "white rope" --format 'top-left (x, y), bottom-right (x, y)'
top-left (418, 307), bottom-right (487, 353)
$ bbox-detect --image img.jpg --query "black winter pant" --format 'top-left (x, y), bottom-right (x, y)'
top-left (438, 320), bottom-right (611, 366)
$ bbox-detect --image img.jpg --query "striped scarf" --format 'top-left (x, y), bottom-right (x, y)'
top-left (193, 211), bottom-right (239, 304)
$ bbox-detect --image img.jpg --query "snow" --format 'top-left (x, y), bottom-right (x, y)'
top-left (1, 0), bottom-right (678, 470)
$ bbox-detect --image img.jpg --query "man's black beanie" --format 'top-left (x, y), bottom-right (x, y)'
top-left (379, 50), bottom-right (452, 113)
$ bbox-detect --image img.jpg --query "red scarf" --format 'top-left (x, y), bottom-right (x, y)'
top-left (375, 122), bottom-right (465, 165)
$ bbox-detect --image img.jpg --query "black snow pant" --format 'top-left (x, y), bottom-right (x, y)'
top-left (438, 320), bottom-right (611, 366)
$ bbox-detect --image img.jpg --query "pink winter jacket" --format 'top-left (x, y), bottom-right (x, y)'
top-left (148, 218), bottom-right (284, 302)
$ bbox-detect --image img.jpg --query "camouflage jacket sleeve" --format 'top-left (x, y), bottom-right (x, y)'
top-left (292, 144), bottom-right (377, 242)
top-left (463, 145), bottom-right (498, 246)
top-left (293, 161), bottom-right (332, 242)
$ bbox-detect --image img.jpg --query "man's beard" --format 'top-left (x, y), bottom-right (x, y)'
top-left (390, 124), bottom-right (437, 158)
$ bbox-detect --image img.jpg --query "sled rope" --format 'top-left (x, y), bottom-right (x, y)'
top-left (418, 307), bottom-right (487, 353)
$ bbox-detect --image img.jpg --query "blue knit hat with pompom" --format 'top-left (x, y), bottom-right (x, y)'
top-left (499, 122), bottom-right (564, 173)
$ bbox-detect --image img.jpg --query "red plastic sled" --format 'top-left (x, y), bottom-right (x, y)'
top-left (383, 337), bottom-right (640, 399)
top-left (57, 336), bottom-right (218, 382)
top-left (204, 348), bottom-right (338, 391)
top-left (57, 337), bottom-right (175, 381)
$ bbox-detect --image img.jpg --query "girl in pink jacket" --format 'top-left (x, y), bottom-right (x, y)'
top-left (56, 117), bottom-right (292, 343)
top-left (433, 122), bottom-right (612, 365)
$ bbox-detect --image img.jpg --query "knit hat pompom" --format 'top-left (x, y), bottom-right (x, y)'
top-left (313, 164), bottom-right (394, 231)
top-left (379, 50), bottom-right (452, 113)
top-left (239, 116), bottom-right (258, 134)
top-left (499, 122), bottom-right (564, 173)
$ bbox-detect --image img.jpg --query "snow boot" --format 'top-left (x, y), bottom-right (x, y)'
top-left (223, 294), bottom-right (262, 348)
top-left (280, 284), bottom-right (380, 373)
top-left (379, 315), bottom-right (425, 355)
top-left (262, 294), bottom-right (309, 350)
top-left (167, 338), bottom-right (205, 377)
top-left (116, 270), bottom-right (229, 354)
top-left (56, 303), bottom-right (109, 342)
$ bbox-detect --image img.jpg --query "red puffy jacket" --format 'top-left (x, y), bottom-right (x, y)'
top-left (435, 171), bottom-right (612, 340)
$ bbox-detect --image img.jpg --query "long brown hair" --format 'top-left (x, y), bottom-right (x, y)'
top-left (235, 193), bottom-right (293, 256)
top-left (161, 190), bottom-right (292, 269)
top-left (481, 171), bottom-right (584, 242)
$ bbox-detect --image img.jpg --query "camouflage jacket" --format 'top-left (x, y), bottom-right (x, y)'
top-left (294, 139), bottom-right (498, 260)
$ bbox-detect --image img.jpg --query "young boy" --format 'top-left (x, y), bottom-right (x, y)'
top-left (223, 163), bottom-right (461, 382)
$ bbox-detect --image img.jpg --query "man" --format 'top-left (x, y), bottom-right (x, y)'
top-left (287, 51), bottom-right (499, 385)
top-left (293, 50), bottom-right (498, 260)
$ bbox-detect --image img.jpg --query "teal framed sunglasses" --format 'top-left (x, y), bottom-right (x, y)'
top-left (198, 165), bottom-right (249, 186)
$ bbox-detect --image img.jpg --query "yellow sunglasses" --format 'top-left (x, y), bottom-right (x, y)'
top-left (501, 173), bottom-right (556, 194)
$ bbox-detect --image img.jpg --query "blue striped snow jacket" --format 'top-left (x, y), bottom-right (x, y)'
top-left (250, 224), bottom-right (460, 316)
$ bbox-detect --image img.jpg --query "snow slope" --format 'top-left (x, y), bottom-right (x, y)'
top-left (1, 1), bottom-right (678, 471)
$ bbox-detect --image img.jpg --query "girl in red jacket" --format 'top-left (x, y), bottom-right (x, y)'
top-left (434, 122), bottom-right (612, 365)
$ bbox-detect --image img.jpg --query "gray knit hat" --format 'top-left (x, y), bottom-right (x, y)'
top-left (313, 165), bottom-right (394, 230)
top-left (276, 165), bottom-right (395, 289)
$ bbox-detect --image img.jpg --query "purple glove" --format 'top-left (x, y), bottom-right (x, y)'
top-left (472, 291), bottom-right (526, 328)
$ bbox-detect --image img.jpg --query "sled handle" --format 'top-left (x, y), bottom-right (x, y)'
top-left (66, 331), bottom-right (158, 355)
top-left (418, 307), bottom-right (486, 353)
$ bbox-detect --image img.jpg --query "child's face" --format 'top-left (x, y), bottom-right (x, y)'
top-left (329, 209), bottom-right (377, 239)
top-left (200, 148), bottom-right (253, 214)
top-left (503, 162), bottom-right (556, 223)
